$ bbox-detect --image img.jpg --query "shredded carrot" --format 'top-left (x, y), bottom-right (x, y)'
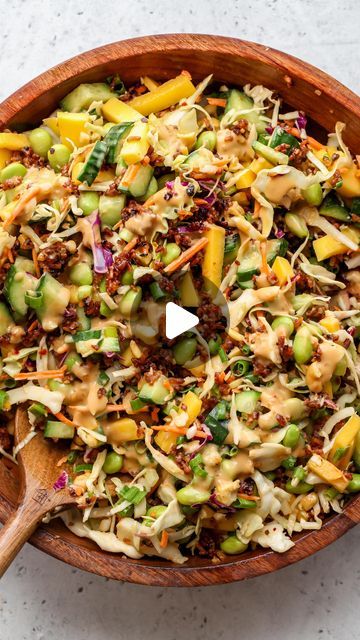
top-left (6, 248), bottom-right (14, 263)
top-left (104, 404), bottom-right (125, 413)
top-left (287, 127), bottom-right (301, 139)
top-left (120, 164), bottom-right (141, 189)
top-left (56, 455), bottom-right (69, 467)
top-left (53, 412), bottom-right (77, 427)
top-left (207, 97), bottom-right (227, 108)
top-left (13, 365), bottom-right (67, 381)
top-left (306, 136), bottom-right (325, 151)
top-left (160, 530), bottom-right (169, 548)
top-left (151, 407), bottom-right (160, 423)
top-left (3, 186), bottom-right (40, 228)
top-left (237, 493), bottom-right (260, 501)
top-left (164, 237), bottom-right (208, 274)
top-left (194, 198), bottom-right (211, 206)
top-left (27, 320), bottom-right (38, 333)
top-left (151, 424), bottom-right (206, 439)
top-left (32, 247), bottom-right (40, 277)
top-left (217, 371), bottom-right (225, 383)
top-left (260, 242), bottom-right (271, 276)
top-left (118, 238), bottom-right (139, 256)
top-left (163, 379), bottom-right (173, 391)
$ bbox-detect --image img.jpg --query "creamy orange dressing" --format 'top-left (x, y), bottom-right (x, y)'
top-left (249, 330), bottom-right (281, 364)
top-left (263, 173), bottom-right (300, 206)
top-left (306, 342), bottom-right (344, 392)
top-left (216, 128), bottom-right (252, 161)
top-left (259, 379), bottom-right (293, 430)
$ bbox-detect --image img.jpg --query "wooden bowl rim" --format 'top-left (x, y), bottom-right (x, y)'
top-left (0, 33), bottom-right (359, 586)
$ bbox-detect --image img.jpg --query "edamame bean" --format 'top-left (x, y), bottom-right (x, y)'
top-left (220, 535), bottom-right (248, 555)
top-left (69, 262), bottom-right (93, 286)
top-left (347, 473), bottom-right (360, 493)
top-left (173, 337), bottom-right (197, 365)
top-left (195, 130), bottom-right (217, 151)
top-left (78, 285), bottom-right (93, 300)
top-left (102, 451), bottom-right (123, 474)
top-left (283, 424), bottom-right (300, 449)
top-left (162, 243), bottom-right (181, 266)
top-left (334, 356), bottom-right (347, 377)
top-left (78, 192), bottom-right (100, 217)
top-left (48, 144), bottom-right (71, 171)
top-left (285, 480), bottom-right (313, 494)
top-left (176, 486), bottom-right (211, 505)
top-left (99, 194), bottom-right (126, 227)
top-left (283, 398), bottom-right (306, 421)
top-left (121, 268), bottom-right (134, 285)
top-left (271, 315), bottom-right (295, 337)
top-left (293, 326), bottom-right (313, 364)
top-left (284, 213), bottom-right (308, 238)
top-left (28, 128), bottom-right (53, 158)
top-left (302, 183), bottom-right (323, 206)
top-left (0, 162), bottom-right (27, 183)
top-left (119, 287), bottom-right (142, 318)
top-left (146, 505), bottom-right (167, 519)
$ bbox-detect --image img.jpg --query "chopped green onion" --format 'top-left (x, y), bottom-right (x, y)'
top-left (231, 359), bottom-right (250, 376)
top-left (67, 451), bottom-right (78, 464)
top-left (73, 329), bottom-right (101, 343)
top-left (233, 497), bottom-right (257, 509)
top-left (29, 401), bottom-right (47, 417)
top-left (119, 485), bottom-right (147, 505)
top-left (189, 453), bottom-right (208, 478)
top-left (74, 463), bottom-right (93, 473)
top-left (149, 281), bottom-right (166, 301)
top-left (0, 390), bottom-right (10, 411)
top-left (131, 397), bottom-right (147, 411)
top-left (218, 347), bottom-right (228, 363)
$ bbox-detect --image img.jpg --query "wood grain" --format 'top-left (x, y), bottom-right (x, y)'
top-left (0, 411), bottom-right (74, 576)
top-left (0, 34), bottom-right (359, 586)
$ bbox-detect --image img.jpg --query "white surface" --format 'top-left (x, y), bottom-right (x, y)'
top-left (0, 1), bottom-right (359, 638)
top-left (166, 302), bottom-right (199, 339)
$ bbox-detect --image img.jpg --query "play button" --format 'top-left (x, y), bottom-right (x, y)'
top-left (165, 302), bottom-right (199, 340)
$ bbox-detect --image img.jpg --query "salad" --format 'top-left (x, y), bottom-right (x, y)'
top-left (0, 70), bottom-right (359, 564)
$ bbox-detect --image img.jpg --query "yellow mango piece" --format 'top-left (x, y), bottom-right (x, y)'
top-left (102, 97), bottom-right (143, 124)
top-left (154, 430), bottom-right (178, 454)
top-left (313, 146), bottom-right (341, 166)
top-left (179, 271), bottom-right (200, 307)
top-left (128, 74), bottom-right (196, 116)
top-left (312, 228), bottom-right (359, 261)
top-left (120, 346), bottom-right (133, 367)
top-left (329, 414), bottom-right (360, 468)
top-left (319, 316), bottom-right (340, 333)
top-left (0, 132), bottom-right (29, 150)
top-left (337, 164), bottom-right (360, 198)
top-left (95, 168), bottom-right (116, 183)
top-left (43, 116), bottom-right (59, 136)
top-left (120, 121), bottom-right (149, 165)
top-left (249, 157), bottom-right (274, 173)
top-left (307, 454), bottom-right (348, 492)
top-left (0, 148), bottom-right (11, 169)
top-left (58, 112), bottom-right (90, 149)
top-left (182, 391), bottom-right (202, 427)
top-left (142, 76), bottom-right (160, 92)
top-left (71, 160), bottom-right (85, 185)
top-left (236, 167), bottom-right (256, 189)
top-left (104, 418), bottom-right (139, 445)
top-left (0, 200), bottom-right (16, 222)
top-left (202, 224), bottom-right (225, 298)
top-left (323, 381), bottom-right (333, 399)
top-left (272, 256), bottom-right (294, 286)
top-left (186, 356), bottom-right (206, 377)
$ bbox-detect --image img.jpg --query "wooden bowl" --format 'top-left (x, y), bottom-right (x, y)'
top-left (0, 34), bottom-right (359, 586)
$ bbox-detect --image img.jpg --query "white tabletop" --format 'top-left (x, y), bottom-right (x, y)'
top-left (0, 1), bottom-right (359, 638)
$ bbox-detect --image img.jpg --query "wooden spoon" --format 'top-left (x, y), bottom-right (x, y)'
top-left (0, 409), bottom-right (75, 576)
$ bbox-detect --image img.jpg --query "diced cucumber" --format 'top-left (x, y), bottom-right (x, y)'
top-left (104, 122), bottom-right (133, 163)
top-left (269, 127), bottom-right (300, 154)
top-left (128, 164), bottom-right (154, 198)
top-left (238, 279), bottom-right (254, 290)
top-left (99, 278), bottom-right (112, 318)
top-left (225, 89), bottom-right (266, 133)
top-left (78, 140), bottom-right (108, 186)
top-left (252, 140), bottom-right (289, 165)
top-left (157, 172), bottom-right (175, 190)
top-left (224, 233), bottom-right (240, 266)
top-left (0, 302), bottom-right (13, 336)
top-left (119, 287), bottom-right (142, 318)
top-left (138, 176), bottom-right (158, 203)
top-left (77, 306), bottom-right (91, 330)
top-left (4, 259), bottom-right (38, 319)
top-left (35, 273), bottom-right (70, 331)
top-left (44, 420), bottom-right (75, 439)
top-left (60, 83), bottom-right (117, 112)
top-left (319, 192), bottom-right (350, 222)
top-left (235, 391), bottom-right (261, 414)
top-left (69, 262), bottom-right (93, 286)
top-left (236, 238), bottom-right (288, 283)
top-left (139, 376), bottom-right (172, 405)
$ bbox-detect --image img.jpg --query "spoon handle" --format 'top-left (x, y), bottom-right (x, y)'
top-left (0, 497), bottom-right (46, 577)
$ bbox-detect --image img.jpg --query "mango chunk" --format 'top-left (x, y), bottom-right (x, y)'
top-left (329, 414), bottom-right (360, 468)
top-left (102, 97), bottom-right (142, 124)
top-left (319, 316), bottom-right (340, 333)
top-left (249, 157), bottom-right (274, 173)
top-left (179, 271), bottom-right (200, 307)
top-left (337, 164), bottom-right (360, 198)
top-left (119, 121), bottom-right (149, 165)
top-left (308, 454), bottom-right (348, 492)
top-left (236, 167), bottom-right (256, 189)
top-left (182, 391), bottom-right (202, 427)
top-left (155, 430), bottom-right (178, 454)
top-left (202, 224), bottom-right (225, 298)
top-left (313, 228), bottom-right (359, 261)
top-left (0, 148), bottom-right (11, 169)
top-left (104, 418), bottom-right (139, 445)
top-left (272, 256), bottom-right (294, 286)
top-left (43, 116), bottom-right (60, 136)
top-left (58, 112), bottom-right (90, 149)
top-left (128, 74), bottom-right (196, 116)
top-left (0, 132), bottom-right (29, 150)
